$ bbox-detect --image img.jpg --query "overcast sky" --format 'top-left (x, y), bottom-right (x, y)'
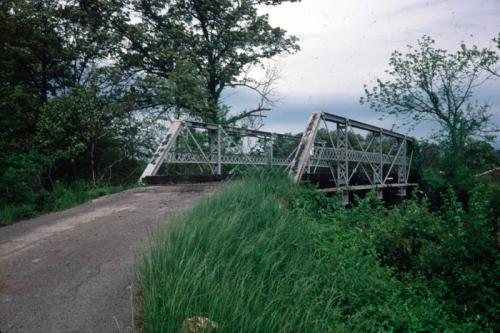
top-left (224, 0), bottom-right (500, 143)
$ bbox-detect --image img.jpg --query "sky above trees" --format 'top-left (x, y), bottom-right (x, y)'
top-left (225, 0), bottom-right (500, 142)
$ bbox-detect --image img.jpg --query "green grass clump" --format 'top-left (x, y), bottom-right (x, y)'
top-left (40, 181), bottom-right (126, 212)
top-left (0, 181), bottom-right (127, 226)
top-left (139, 171), bottom-right (480, 332)
top-left (0, 203), bottom-right (36, 226)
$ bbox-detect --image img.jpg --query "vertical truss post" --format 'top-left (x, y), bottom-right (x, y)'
top-left (380, 131), bottom-right (384, 185)
top-left (340, 192), bottom-right (349, 206)
top-left (208, 128), bottom-right (217, 173)
top-left (289, 112), bottom-right (322, 183)
top-left (371, 132), bottom-right (379, 185)
top-left (336, 119), bottom-right (349, 205)
top-left (139, 120), bottom-right (183, 182)
top-left (270, 134), bottom-right (275, 165)
top-left (336, 120), bottom-right (348, 186)
top-left (216, 125), bottom-right (222, 175)
top-left (373, 130), bottom-right (384, 199)
top-left (397, 139), bottom-right (407, 196)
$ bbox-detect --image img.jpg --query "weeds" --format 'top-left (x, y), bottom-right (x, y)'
top-left (0, 181), bottom-right (127, 226)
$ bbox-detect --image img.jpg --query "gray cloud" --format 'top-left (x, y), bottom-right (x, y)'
top-left (388, 0), bottom-right (455, 17)
top-left (225, 0), bottom-right (500, 145)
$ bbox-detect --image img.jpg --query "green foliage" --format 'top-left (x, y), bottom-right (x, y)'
top-left (138, 171), bottom-right (498, 332)
top-left (0, 151), bottom-right (41, 205)
top-left (0, 181), bottom-right (126, 226)
top-left (39, 181), bottom-right (126, 212)
top-left (0, 0), bottom-right (300, 217)
top-left (353, 186), bottom-right (498, 330)
top-left (0, 204), bottom-right (36, 226)
top-left (125, 0), bottom-right (300, 123)
top-left (0, 0), bottom-right (70, 107)
top-left (361, 35), bottom-right (499, 160)
top-left (36, 68), bottom-right (151, 184)
top-left (462, 138), bottom-right (499, 172)
top-left (417, 138), bottom-right (499, 206)
top-left (0, 1), bottom-right (155, 210)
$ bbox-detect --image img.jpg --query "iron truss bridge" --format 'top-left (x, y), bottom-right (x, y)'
top-left (140, 112), bottom-right (416, 203)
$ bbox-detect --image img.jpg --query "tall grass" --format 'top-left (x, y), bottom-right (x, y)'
top-left (0, 203), bottom-right (36, 226)
top-left (0, 181), bottom-right (127, 226)
top-left (138, 171), bottom-right (471, 332)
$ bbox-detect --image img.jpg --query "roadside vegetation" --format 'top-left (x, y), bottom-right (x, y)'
top-left (0, 181), bottom-right (127, 226)
top-left (138, 170), bottom-right (499, 332)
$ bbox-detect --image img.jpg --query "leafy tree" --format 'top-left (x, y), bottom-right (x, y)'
top-left (0, 0), bottom-right (70, 138)
top-left (361, 36), bottom-right (499, 164)
top-left (0, 0), bottom-right (147, 201)
top-left (463, 138), bottom-right (499, 173)
top-left (57, 0), bottom-right (126, 85)
top-left (1, 0), bottom-right (70, 204)
top-left (36, 68), bottom-right (150, 186)
top-left (461, 33), bottom-right (500, 78)
top-left (0, 0), bottom-right (125, 132)
top-left (123, 0), bottom-right (300, 124)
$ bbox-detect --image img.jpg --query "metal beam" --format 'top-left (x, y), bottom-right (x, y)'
top-left (183, 120), bottom-right (301, 140)
top-left (139, 120), bottom-right (183, 182)
top-left (319, 183), bottom-right (418, 193)
top-left (289, 112), bottom-right (322, 183)
top-left (321, 112), bottom-right (411, 140)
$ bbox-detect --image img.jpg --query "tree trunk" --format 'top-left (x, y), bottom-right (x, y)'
top-left (90, 129), bottom-right (97, 186)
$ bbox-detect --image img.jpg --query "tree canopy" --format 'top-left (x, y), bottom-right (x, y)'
top-left (0, 0), bottom-right (149, 200)
top-left (361, 35), bottom-right (499, 158)
top-left (0, 0), bottom-right (301, 213)
top-left (123, 0), bottom-right (300, 124)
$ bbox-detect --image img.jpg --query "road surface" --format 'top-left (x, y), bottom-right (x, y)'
top-left (0, 184), bottom-right (220, 333)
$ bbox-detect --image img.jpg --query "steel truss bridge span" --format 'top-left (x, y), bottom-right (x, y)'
top-left (140, 112), bottom-right (416, 203)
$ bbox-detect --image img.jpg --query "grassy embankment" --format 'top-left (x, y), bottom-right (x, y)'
top-left (138, 171), bottom-right (498, 332)
top-left (0, 181), bottom-right (127, 226)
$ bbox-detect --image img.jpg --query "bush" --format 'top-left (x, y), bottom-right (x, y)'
top-left (0, 151), bottom-right (41, 205)
top-left (343, 185), bottom-right (499, 331)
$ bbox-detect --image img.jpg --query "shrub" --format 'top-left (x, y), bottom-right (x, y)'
top-left (348, 185), bottom-right (499, 331)
top-left (0, 151), bottom-right (41, 205)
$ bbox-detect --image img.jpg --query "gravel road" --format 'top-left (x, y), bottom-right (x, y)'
top-left (0, 184), bottom-right (220, 333)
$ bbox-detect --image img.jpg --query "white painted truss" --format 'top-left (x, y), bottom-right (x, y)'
top-left (140, 112), bottom-right (415, 200)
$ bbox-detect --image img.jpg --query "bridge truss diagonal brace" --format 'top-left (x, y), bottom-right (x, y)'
top-left (289, 112), bottom-right (322, 183)
top-left (139, 120), bottom-right (183, 182)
